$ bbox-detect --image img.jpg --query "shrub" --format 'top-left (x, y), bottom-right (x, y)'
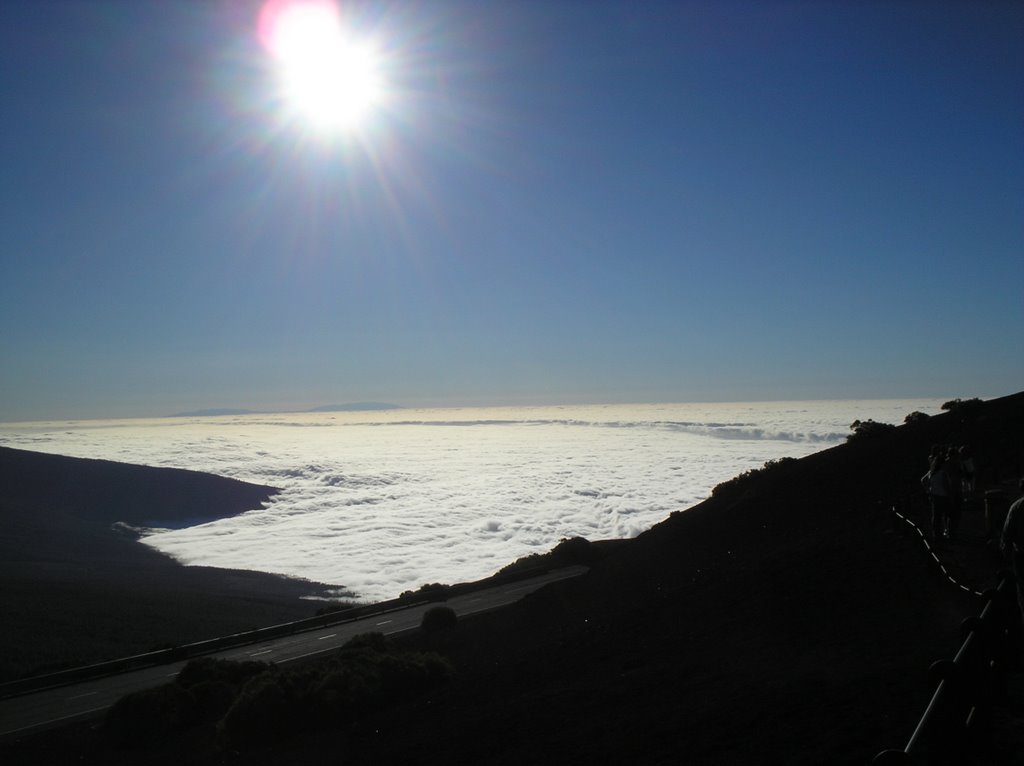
top-left (103, 681), bottom-right (196, 747)
top-left (341, 631), bottom-right (391, 653)
top-left (904, 411), bottom-right (930, 425)
top-left (711, 456), bottom-right (798, 497)
top-left (219, 671), bottom-right (299, 746)
top-left (176, 656), bottom-right (269, 690)
top-left (420, 606), bottom-right (458, 633)
top-left (846, 419), bottom-right (896, 442)
top-left (400, 582), bottom-right (451, 602)
top-left (370, 650), bottom-right (452, 694)
top-left (208, 632), bottom-right (453, 748)
top-left (104, 634), bottom-right (455, 752)
top-left (188, 679), bottom-right (237, 724)
top-left (496, 551), bottom-right (545, 575)
top-left (310, 644), bottom-right (452, 724)
top-left (941, 397), bottom-right (983, 417)
top-left (313, 666), bottom-right (373, 718)
top-left (712, 468), bottom-right (758, 497)
top-left (550, 536), bottom-right (601, 565)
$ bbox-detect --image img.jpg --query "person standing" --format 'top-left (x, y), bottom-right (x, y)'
top-left (1000, 480), bottom-right (1024, 630)
top-left (945, 447), bottom-right (964, 540)
top-left (923, 454), bottom-right (952, 539)
top-left (959, 445), bottom-right (976, 497)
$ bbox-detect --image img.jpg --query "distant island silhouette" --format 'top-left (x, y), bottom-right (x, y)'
top-left (306, 402), bottom-right (403, 412)
top-left (164, 408), bottom-right (262, 417)
top-left (166, 402), bottom-right (402, 418)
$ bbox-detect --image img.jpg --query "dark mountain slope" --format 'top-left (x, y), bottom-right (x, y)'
top-left (0, 447), bottom-right (331, 682)
top-left (258, 393), bottom-right (1023, 765)
top-left (2, 393), bottom-right (1021, 764)
top-left (0, 446), bottom-right (279, 529)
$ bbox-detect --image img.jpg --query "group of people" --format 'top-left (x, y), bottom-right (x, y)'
top-left (920, 444), bottom-right (1024, 628)
top-left (920, 444), bottom-right (975, 540)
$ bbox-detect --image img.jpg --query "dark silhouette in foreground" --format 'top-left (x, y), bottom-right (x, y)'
top-left (0, 447), bottom-right (336, 682)
top-left (2, 392), bottom-right (1023, 765)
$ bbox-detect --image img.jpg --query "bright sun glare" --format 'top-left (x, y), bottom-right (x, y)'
top-left (258, 0), bottom-right (386, 133)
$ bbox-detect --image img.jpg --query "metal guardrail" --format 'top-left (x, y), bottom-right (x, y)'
top-left (0, 596), bottom-right (426, 700)
top-left (0, 563), bottom-right (553, 701)
top-left (873, 495), bottom-right (1020, 765)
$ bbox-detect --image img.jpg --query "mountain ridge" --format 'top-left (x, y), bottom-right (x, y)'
top-left (166, 402), bottom-right (402, 417)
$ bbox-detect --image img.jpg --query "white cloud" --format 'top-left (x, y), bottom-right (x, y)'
top-left (0, 400), bottom-right (944, 601)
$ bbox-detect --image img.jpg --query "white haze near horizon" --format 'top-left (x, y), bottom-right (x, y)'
top-left (0, 400), bottom-right (944, 601)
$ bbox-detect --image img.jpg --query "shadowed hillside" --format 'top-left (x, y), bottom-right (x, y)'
top-left (2, 393), bottom-right (1022, 764)
top-left (0, 448), bottom-right (334, 682)
top-left (322, 392), bottom-right (1019, 765)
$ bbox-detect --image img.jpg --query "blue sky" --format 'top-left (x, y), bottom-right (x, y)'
top-left (2, 1), bottom-right (1021, 421)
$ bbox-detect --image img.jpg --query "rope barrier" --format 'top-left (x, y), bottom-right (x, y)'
top-left (891, 504), bottom-right (986, 598)
top-left (874, 495), bottom-right (1020, 764)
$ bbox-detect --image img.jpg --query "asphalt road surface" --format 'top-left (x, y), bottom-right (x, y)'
top-left (0, 566), bottom-right (587, 741)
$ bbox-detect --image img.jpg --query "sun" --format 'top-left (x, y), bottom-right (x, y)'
top-left (258, 0), bottom-right (387, 134)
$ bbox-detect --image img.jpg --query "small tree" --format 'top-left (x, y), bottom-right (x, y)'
top-left (420, 606), bottom-right (457, 633)
top-left (103, 683), bottom-right (196, 747)
top-left (941, 398), bottom-right (983, 417)
top-left (711, 456), bottom-right (798, 497)
top-left (400, 582), bottom-right (451, 602)
top-left (218, 672), bottom-right (298, 746)
top-left (551, 536), bottom-right (603, 566)
top-left (904, 411), bottom-right (930, 425)
top-left (847, 419), bottom-right (896, 442)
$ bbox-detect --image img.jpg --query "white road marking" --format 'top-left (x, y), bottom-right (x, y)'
top-left (2, 705), bottom-right (110, 737)
top-left (2, 566), bottom-right (590, 739)
top-left (318, 634), bottom-right (337, 640)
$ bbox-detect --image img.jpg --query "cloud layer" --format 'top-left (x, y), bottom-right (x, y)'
top-left (0, 400), bottom-right (943, 601)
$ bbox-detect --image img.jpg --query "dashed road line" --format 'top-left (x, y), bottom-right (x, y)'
top-left (2, 705), bottom-right (110, 738)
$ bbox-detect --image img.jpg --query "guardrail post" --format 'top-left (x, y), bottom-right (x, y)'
top-left (958, 617), bottom-right (994, 748)
top-left (871, 748), bottom-right (913, 764)
top-left (925, 660), bottom-right (966, 765)
top-left (980, 583), bottom-right (1013, 704)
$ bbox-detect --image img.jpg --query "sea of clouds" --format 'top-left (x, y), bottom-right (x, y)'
top-left (0, 400), bottom-right (944, 601)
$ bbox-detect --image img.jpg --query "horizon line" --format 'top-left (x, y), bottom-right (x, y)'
top-left (1, 392), bottom-right (1012, 427)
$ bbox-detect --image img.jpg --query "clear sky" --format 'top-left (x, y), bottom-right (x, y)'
top-left (2, 1), bottom-right (1021, 422)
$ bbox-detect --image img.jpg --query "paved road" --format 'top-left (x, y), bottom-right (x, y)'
top-left (0, 566), bottom-right (587, 741)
